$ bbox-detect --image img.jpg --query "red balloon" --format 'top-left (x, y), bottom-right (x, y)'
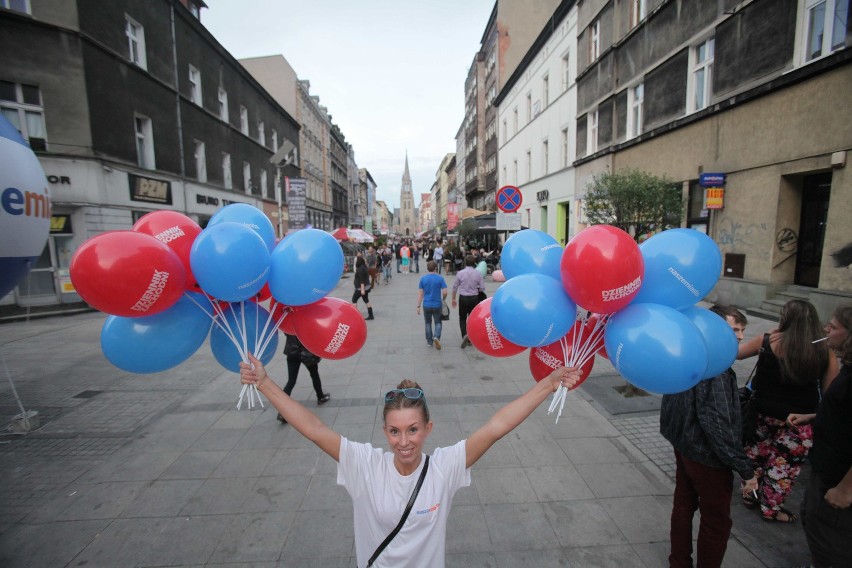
top-left (466, 298), bottom-right (526, 357)
top-left (133, 210), bottom-right (201, 290)
top-left (560, 225), bottom-right (643, 314)
top-left (70, 231), bottom-right (186, 317)
top-left (293, 297), bottom-right (367, 359)
top-left (271, 302), bottom-right (299, 335)
top-left (528, 323), bottom-right (596, 387)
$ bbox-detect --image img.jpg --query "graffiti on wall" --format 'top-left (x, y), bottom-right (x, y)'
top-left (776, 228), bottom-right (798, 252)
top-left (831, 243), bottom-right (852, 268)
top-left (717, 218), bottom-right (767, 251)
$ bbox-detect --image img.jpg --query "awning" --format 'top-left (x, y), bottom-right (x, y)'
top-left (329, 227), bottom-right (374, 243)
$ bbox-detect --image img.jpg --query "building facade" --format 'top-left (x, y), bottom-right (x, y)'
top-left (0, 0), bottom-right (300, 310)
top-left (358, 168), bottom-right (376, 234)
top-left (497, 0), bottom-right (579, 246)
top-left (573, 0), bottom-right (851, 315)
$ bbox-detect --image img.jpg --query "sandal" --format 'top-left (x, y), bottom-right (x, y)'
top-left (762, 507), bottom-right (798, 523)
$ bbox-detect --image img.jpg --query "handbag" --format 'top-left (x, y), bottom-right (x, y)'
top-left (739, 362), bottom-right (758, 445)
top-left (366, 455), bottom-right (429, 567)
top-left (441, 301), bottom-right (450, 321)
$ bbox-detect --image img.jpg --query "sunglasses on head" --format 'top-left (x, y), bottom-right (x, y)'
top-left (384, 388), bottom-right (425, 403)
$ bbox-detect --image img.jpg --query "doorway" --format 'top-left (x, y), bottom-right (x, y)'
top-left (795, 173), bottom-right (831, 287)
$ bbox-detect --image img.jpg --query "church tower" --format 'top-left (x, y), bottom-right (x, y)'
top-left (399, 152), bottom-right (415, 237)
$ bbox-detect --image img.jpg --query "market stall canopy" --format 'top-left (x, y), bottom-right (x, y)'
top-left (329, 227), bottom-right (374, 243)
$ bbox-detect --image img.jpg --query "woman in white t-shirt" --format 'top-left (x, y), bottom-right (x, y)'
top-left (239, 353), bottom-right (580, 568)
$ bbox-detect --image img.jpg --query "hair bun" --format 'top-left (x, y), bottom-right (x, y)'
top-left (396, 379), bottom-right (421, 390)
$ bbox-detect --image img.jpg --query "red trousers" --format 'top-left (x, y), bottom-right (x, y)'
top-left (669, 450), bottom-right (734, 568)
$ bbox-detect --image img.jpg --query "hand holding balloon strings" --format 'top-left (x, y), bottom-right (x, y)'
top-left (547, 314), bottom-right (608, 423)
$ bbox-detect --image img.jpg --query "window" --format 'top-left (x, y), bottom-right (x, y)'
top-left (134, 114), bottom-right (154, 169)
top-left (222, 153), bottom-right (232, 189)
top-left (542, 139), bottom-right (549, 175)
top-left (513, 107), bottom-right (519, 133)
top-left (630, 0), bottom-right (647, 28)
top-left (526, 93), bottom-right (532, 122)
top-left (257, 120), bottom-right (265, 145)
top-left (513, 159), bottom-right (518, 185)
top-left (561, 127), bottom-right (570, 168)
top-left (562, 51), bottom-right (571, 91)
top-left (260, 169), bottom-right (268, 198)
top-left (271, 128), bottom-right (278, 152)
top-left (628, 82), bottom-right (644, 138)
top-left (189, 65), bottom-right (201, 106)
top-left (526, 150), bottom-right (532, 181)
top-left (125, 16), bottom-right (147, 69)
top-left (218, 88), bottom-right (228, 122)
top-left (1, 0), bottom-right (31, 14)
top-left (689, 38), bottom-right (714, 112)
top-left (590, 20), bottom-right (600, 62)
top-left (194, 140), bottom-right (206, 182)
top-left (588, 110), bottom-right (598, 154)
top-left (542, 75), bottom-right (550, 107)
top-left (803, 0), bottom-right (849, 62)
top-left (243, 162), bottom-right (251, 193)
top-left (0, 81), bottom-right (47, 151)
top-left (240, 106), bottom-right (249, 135)
top-left (502, 119), bottom-right (507, 143)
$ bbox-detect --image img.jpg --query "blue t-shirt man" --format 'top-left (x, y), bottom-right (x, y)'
top-left (417, 260), bottom-right (447, 348)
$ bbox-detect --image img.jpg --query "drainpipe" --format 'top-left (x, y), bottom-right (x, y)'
top-left (170, 3), bottom-right (187, 211)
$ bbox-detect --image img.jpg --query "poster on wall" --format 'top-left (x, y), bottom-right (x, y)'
top-left (285, 177), bottom-right (307, 230)
top-left (447, 203), bottom-right (459, 230)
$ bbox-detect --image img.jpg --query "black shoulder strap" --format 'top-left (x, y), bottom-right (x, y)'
top-left (366, 455), bottom-right (430, 567)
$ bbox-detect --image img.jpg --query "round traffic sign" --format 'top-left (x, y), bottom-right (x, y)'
top-left (496, 185), bottom-right (522, 213)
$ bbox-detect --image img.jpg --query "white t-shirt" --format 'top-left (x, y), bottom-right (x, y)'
top-left (337, 437), bottom-right (471, 568)
top-left (433, 246), bottom-right (444, 260)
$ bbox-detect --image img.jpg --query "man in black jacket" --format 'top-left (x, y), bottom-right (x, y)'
top-left (660, 305), bottom-right (758, 568)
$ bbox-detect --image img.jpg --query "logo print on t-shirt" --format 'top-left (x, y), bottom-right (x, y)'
top-left (415, 503), bottom-right (441, 515)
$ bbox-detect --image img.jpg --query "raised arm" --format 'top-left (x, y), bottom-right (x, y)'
top-left (239, 353), bottom-right (341, 461)
top-left (465, 366), bottom-right (581, 468)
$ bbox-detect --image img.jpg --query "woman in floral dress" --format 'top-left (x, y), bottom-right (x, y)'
top-left (737, 299), bottom-right (838, 522)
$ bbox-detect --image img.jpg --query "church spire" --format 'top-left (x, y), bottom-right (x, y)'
top-left (403, 151), bottom-right (411, 184)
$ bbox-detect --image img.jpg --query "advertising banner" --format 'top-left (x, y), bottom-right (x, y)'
top-left (285, 177), bottom-right (307, 230)
top-left (447, 203), bottom-right (459, 230)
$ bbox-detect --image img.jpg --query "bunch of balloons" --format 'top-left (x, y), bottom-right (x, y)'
top-left (464, 225), bottom-right (732, 420)
top-left (70, 203), bottom-right (367, 407)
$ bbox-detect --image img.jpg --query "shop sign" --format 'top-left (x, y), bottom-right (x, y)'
top-left (129, 174), bottom-right (172, 205)
top-left (536, 190), bottom-right (549, 202)
top-left (705, 188), bottom-right (725, 210)
top-left (699, 173), bottom-right (726, 187)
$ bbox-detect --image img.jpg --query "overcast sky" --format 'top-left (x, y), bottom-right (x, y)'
top-left (202, 0), bottom-right (495, 211)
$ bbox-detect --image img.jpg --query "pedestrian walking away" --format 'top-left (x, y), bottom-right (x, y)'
top-left (352, 256), bottom-right (375, 320)
top-left (452, 255), bottom-right (485, 348)
top-left (737, 299), bottom-right (838, 523)
top-left (417, 260), bottom-right (447, 350)
top-left (366, 246), bottom-right (379, 288)
top-left (413, 243), bottom-right (421, 273)
top-left (239, 352), bottom-right (581, 568)
top-left (660, 305), bottom-right (758, 568)
top-left (433, 243), bottom-right (444, 274)
top-left (276, 333), bottom-right (331, 423)
top-left (789, 305), bottom-right (852, 568)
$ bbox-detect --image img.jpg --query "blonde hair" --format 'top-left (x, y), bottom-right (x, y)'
top-left (383, 379), bottom-right (429, 423)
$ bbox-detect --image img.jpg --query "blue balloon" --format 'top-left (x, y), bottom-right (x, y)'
top-left (190, 222), bottom-right (270, 302)
top-left (631, 228), bottom-right (722, 310)
top-left (491, 273), bottom-right (576, 347)
top-left (682, 306), bottom-right (738, 379)
top-left (604, 303), bottom-right (708, 394)
top-left (100, 292), bottom-right (213, 373)
top-left (210, 302), bottom-right (278, 372)
top-left (268, 228), bottom-right (344, 306)
top-left (208, 203), bottom-right (277, 252)
top-left (500, 229), bottom-right (563, 280)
